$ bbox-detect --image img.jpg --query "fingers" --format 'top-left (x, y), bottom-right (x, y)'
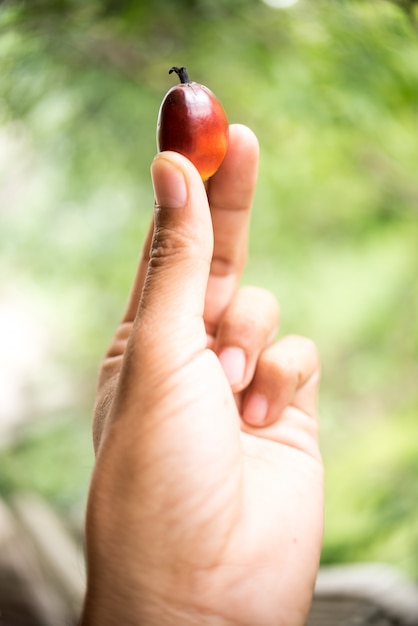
top-left (122, 124), bottom-right (258, 336)
top-left (103, 124), bottom-right (259, 408)
top-left (204, 125), bottom-right (259, 337)
top-left (242, 335), bottom-right (320, 437)
top-left (214, 286), bottom-right (279, 393)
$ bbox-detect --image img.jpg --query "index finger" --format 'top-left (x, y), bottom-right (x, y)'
top-left (205, 124), bottom-right (259, 338)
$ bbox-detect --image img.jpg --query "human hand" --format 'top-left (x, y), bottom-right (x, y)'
top-left (81, 125), bottom-right (323, 626)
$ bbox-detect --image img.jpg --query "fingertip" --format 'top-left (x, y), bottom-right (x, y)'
top-left (152, 150), bottom-right (205, 194)
top-left (208, 124), bottom-right (259, 204)
top-left (151, 154), bottom-right (188, 209)
top-left (228, 124), bottom-right (260, 154)
top-left (150, 150), bottom-right (213, 241)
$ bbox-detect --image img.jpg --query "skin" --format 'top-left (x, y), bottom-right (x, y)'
top-left (80, 124), bottom-right (324, 626)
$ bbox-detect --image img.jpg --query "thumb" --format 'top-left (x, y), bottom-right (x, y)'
top-left (134, 151), bottom-right (213, 368)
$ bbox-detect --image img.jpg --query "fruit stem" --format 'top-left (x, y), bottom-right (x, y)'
top-left (169, 66), bottom-right (191, 84)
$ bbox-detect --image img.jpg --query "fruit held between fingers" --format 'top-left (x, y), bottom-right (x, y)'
top-left (157, 67), bottom-right (229, 181)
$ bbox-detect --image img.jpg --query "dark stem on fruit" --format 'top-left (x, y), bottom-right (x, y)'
top-left (169, 66), bottom-right (191, 84)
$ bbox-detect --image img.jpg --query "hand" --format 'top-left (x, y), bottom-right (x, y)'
top-left (81, 125), bottom-right (323, 626)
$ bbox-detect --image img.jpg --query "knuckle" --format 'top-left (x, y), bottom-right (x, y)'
top-left (150, 224), bottom-right (193, 265)
top-left (285, 334), bottom-right (319, 361)
top-left (241, 285), bottom-right (279, 310)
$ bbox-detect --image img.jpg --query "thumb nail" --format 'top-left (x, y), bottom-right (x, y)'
top-left (151, 156), bottom-right (188, 209)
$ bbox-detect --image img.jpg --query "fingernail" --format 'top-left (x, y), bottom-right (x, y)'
top-left (244, 392), bottom-right (269, 426)
top-left (151, 157), bottom-right (188, 209)
top-left (219, 347), bottom-right (246, 387)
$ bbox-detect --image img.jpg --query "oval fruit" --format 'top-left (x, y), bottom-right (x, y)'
top-left (157, 67), bottom-right (229, 181)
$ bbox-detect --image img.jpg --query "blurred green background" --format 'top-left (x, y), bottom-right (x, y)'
top-left (0, 0), bottom-right (417, 578)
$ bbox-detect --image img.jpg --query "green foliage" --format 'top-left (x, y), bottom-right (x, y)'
top-left (0, 0), bottom-right (417, 577)
top-left (323, 411), bottom-right (418, 577)
top-left (0, 413), bottom-right (93, 514)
